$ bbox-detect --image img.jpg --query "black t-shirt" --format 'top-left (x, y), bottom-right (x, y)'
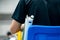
top-left (12, 0), bottom-right (60, 26)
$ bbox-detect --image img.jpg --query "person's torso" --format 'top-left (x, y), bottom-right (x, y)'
top-left (26, 0), bottom-right (60, 26)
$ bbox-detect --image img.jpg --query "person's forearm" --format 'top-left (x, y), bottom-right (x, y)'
top-left (10, 20), bottom-right (22, 34)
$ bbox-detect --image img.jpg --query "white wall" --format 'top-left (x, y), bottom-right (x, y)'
top-left (0, 0), bottom-right (19, 35)
top-left (0, 0), bottom-right (19, 14)
top-left (0, 20), bottom-right (12, 35)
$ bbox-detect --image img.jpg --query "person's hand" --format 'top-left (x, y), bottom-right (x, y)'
top-left (20, 24), bottom-right (25, 31)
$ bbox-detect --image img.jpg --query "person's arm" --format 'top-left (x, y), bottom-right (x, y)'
top-left (10, 20), bottom-right (25, 34)
top-left (10, 20), bottom-right (21, 34)
top-left (10, 0), bottom-right (26, 34)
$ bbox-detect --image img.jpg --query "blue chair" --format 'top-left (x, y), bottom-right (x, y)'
top-left (27, 25), bottom-right (60, 40)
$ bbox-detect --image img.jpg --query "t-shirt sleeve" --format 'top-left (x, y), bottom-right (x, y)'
top-left (12, 0), bottom-right (27, 24)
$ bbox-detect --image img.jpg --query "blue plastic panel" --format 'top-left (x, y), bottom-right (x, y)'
top-left (27, 25), bottom-right (60, 40)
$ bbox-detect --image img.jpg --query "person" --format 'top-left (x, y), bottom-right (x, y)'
top-left (7, 32), bottom-right (17, 40)
top-left (10, 0), bottom-right (60, 34)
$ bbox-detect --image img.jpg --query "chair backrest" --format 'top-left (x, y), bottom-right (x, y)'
top-left (24, 25), bottom-right (60, 40)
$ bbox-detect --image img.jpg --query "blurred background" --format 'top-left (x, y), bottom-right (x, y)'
top-left (0, 0), bottom-right (19, 40)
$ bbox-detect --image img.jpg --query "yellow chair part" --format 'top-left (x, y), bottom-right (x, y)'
top-left (16, 31), bottom-right (23, 40)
